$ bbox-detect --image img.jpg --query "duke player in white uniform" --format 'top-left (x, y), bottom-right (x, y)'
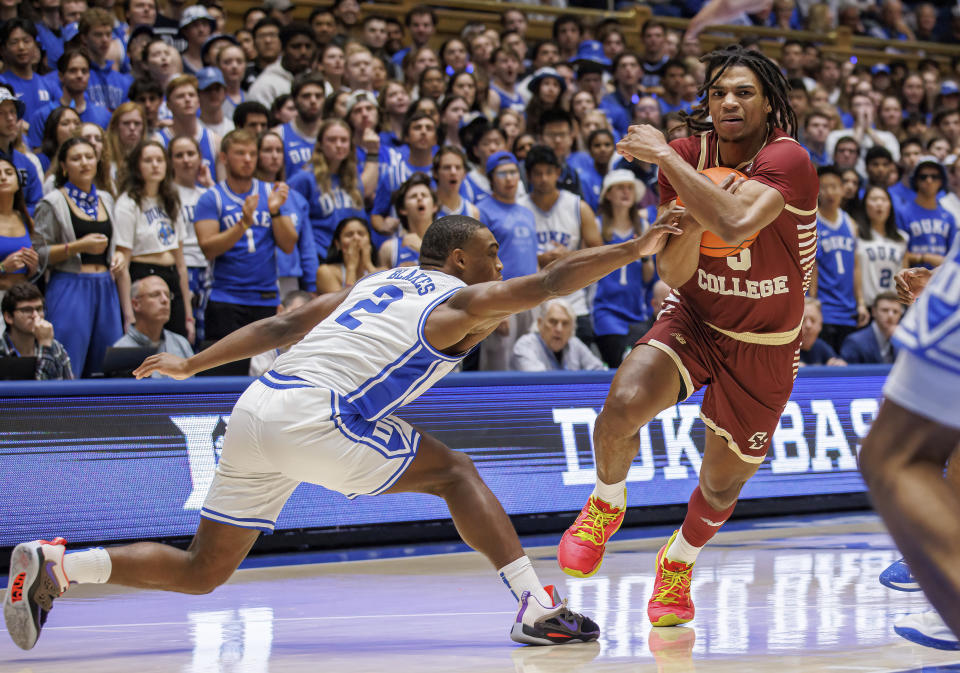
top-left (4, 213), bottom-right (681, 650)
top-left (859, 239), bottom-right (960, 650)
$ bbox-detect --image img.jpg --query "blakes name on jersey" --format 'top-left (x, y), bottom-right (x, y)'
top-left (387, 266), bottom-right (438, 296)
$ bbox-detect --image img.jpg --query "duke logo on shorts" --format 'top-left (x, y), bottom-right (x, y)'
top-left (200, 267), bottom-right (472, 532)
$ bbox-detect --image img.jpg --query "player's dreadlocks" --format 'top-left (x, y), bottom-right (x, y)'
top-left (681, 45), bottom-right (798, 139)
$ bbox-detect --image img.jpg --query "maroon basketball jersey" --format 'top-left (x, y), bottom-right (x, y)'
top-left (658, 129), bottom-right (819, 341)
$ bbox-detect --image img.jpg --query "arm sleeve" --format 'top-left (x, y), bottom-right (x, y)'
top-left (35, 342), bottom-right (73, 380)
top-left (32, 199), bottom-right (62, 248)
top-left (287, 171), bottom-right (309, 199)
top-left (371, 168), bottom-right (393, 217)
top-left (278, 196), bottom-right (297, 217)
top-left (839, 333), bottom-right (864, 363)
top-left (296, 204), bottom-right (318, 292)
top-left (510, 335), bottom-right (549, 371)
top-left (22, 159), bottom-right (42, 216)
top-left (572, 338), bottom-right (605, 371)
top-left (657, 136), bottom-right (701, 206)
top-left (749, 140), bottom-right (818, 211)
top-left (193, 190), bottom-right (219, 225)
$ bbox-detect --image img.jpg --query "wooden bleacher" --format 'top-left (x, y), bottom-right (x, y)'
top-left (221, 0), bottom-right (960, 73)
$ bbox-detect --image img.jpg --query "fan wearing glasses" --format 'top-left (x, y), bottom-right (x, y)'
top-left (111, 274), bottom-right (193, 378)
top-left (0, 282), bottom-right (73, 380)
top-left (900, 156), bottom-right (957, 270)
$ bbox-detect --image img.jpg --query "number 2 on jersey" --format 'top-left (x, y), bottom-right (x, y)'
top-left (335, 284), bottom-right (404, 329)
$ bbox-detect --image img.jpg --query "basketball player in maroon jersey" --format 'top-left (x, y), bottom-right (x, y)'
top-left (557, 45), bottom-right (819, 627)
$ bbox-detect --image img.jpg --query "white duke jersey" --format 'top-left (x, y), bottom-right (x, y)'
top-left (894, 233), bottom-right (960, 374)
top-left (272, 267), bottom-right (469, 420)
top-left (520, 190), bottom-right (588, 315)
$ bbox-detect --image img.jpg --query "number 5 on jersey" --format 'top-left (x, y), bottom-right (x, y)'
top-left (335, 285), bottom-right (404, 330)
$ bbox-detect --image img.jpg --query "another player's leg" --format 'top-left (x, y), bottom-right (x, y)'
top-left (384, 433), bottom-right (599, 645)
top-left (880, 447), bottom-right (960, 592)
top-left (647, 429), bottom-right (760, 626)
top-left (4, 520), bottom-right (258, 650)
top-left (558, 344), bottom-right (682, 578)
top-left (860, 400), bottom-right (960, 647)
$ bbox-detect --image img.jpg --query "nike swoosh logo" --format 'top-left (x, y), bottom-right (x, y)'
top-left (555, 616), bottom-right (580, 631)
top-left (700, 517), bottom-right (725, 527)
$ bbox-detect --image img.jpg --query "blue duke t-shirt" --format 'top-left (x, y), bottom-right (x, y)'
top-left (194, 179), bottom-right (296, 306)
top-left (278, 122), bottom-right (315, 180)
top-left (897, 201), bottom-right (957, 270)
top-left (287, 171), bottom-right (366, 259)
top-left (476, 197), bottom-right (538, 280)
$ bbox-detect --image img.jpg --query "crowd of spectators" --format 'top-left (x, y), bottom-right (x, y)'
top-left (0, 0), bottom-right (957, 380)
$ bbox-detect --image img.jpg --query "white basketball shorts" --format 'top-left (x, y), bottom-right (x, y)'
top-left (883, 350), bottom-right (960, 431)
top-left (201, 371), bottom-right (421, 532)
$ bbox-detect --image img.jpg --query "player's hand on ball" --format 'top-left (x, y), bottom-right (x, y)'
top-left (634, 204), bottom-right (684, 257)
top-left (718, 171), bottom-right (747, 194)
top-left (617, 124), bottom-right (669, 163)
top-left (134, 353), bottom-right (194, 380)
top-left (895, 267), bottom-right (933, 304)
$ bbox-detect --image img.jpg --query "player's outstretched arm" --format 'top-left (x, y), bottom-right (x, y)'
top-left (133, 288), bottom-right (352, 379)
top-left (426, 216), bottom-right (681, 351)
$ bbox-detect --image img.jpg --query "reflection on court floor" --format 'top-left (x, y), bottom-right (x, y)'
top-left (2, 514), bottom-right (959, 673)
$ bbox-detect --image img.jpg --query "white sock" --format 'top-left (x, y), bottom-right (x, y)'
top-left (62, 548), bottom-right (112, 584)
top-left (592, 478), bottom-right (626, 509)
top-left (665, 527), bottom-right (703, 565)
top-left (498, 556), bottom-right (551, 607)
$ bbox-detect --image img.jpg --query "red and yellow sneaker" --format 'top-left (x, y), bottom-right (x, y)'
top-left (557, 494), bottom-right (625, 578)
top-left (647, 530), bottom-right (695, 626)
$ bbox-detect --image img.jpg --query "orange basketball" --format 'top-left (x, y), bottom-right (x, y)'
top-left (676, 166), bottom-right (757, 258)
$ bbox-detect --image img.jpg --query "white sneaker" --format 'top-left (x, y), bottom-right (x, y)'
top-left (509, 585), bottom-right (600, 646)
top-left (3, 538), bottom-right (69, 650)
top-left (894, 610), bottom-right (960, 650)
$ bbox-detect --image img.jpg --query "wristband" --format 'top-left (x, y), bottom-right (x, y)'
top-left (270, 211), bottom-right (281, 217)
top-left (366, 154), bottom-right (379, 163)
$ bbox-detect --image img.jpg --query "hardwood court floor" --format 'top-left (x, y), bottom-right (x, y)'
top-left (2, 513), bottom-right (959, 673)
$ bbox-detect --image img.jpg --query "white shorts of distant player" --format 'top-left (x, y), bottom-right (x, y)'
top-left (200, 372), bottom-right (420, 533)
top-left (884, 351), bottom-right (960, 431)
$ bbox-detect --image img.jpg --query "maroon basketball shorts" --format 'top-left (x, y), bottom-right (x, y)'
top-left (637, 301), bottom-right (800, 463)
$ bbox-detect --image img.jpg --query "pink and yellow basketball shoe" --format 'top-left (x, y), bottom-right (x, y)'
top-left (647, 530), bottom-right (695, 626)
top-left (557, 494), bottom-right (625, 578)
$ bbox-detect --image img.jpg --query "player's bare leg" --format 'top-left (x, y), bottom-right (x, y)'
top-left (558, 345), bottom-right (681, 578)
top-left (860, 400), bottom-right (960, 643)
top-left (385, 431), bottom-right (600, 645)
top-left (385, 432), bottom-right (523, 569)
top-left (593, 345), bottom-right (684, 485)
top-left (106, 519), bottom-right (260, 593)
top-left (880, 445), bottom-right (960, 592)
top-left (4, 519), bottom-right (259, 650)
top-left (647, 429), bottom-right (760, 625)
